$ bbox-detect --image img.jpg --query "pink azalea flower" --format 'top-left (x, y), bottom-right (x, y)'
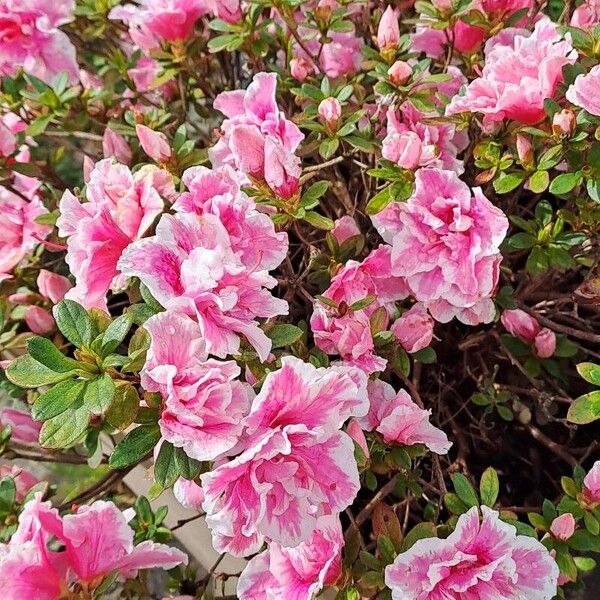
top-left (571, 0), bottom-right (600, 28)
top-left (142, 312), bottom-right (254, 461)
top-left (359, 380), bottom-right (451, 454)
top-left (57, 159), bottom-right (167, 310)
top-left (237, 515), bottom-right (343, 600)
top-left (201, 357), bottom-right (368, 555)
top-left (0, 495), bottom-right (187, 598)
top-left (109, 0), bottom-right (208, 52)
top-left (118, 211), bottom-right (288, 361)
top-left (175, 165), bottom-right (288, 272)
top-left (383, 103), bottom-right (467, 174)
top-left (103, 128), bottom-right (132, 164)
top-left (0, 0), bottom-right (79, 84)
top-left (203, 0), bottom-right (242, 23)
top-left (210, 72), bottom-right (304, 199)
top-left (446, 18), bottom-right (577, 126)
top-left (377, 6), bottom-right (400, 50)
top-left (0, 407), bottom-right (41, 444)
top-left (310, 245), bottom-right (409, 374)
top-left (0, 465), bottom-right (39, 501)
top-left (582, 460), bottom-right (600, 508)
top-left (391, 303), bottom-right (435, 353)
top-left (372, 169), bottom-right (509, 325)
top-left (331, 215), bottom-right (360, 244)
top-left (385, 506), bottom-right (559, 600)
top-left (0, 184), bottom-right (50, 283)
top-left (566, 65), bottom-right (600, 117)
top-left (346, 418), bottom-right (370, 460)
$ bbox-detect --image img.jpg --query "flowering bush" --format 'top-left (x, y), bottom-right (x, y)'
top-left (0, 1), bottom-right (600, 599)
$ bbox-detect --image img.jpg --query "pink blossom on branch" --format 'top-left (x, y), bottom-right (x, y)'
top-left (210, 72), bottom-right (304, 199)
top-left (0, 0), bottom-right (79, 84)
top-left (373, 168), bottom-right (509, 325)
top-left (142, 312), bottom-right (254, 461)
top-left (237, 515), bottom-right (343, 600)
top-left (57, 159), bottom-right (168, 310)
top-left (201, 357), bottom-right (368, 555)
top-left (391, 303), bottom-right (435, 354)
top-left (566, 65), bottom-right (600, 117)
top-left (446, 18), bottom-right (577, 126)
top-left (359, 380), bottom-right (451, 454)
top-left (385, 506), bottom-right (559, 600)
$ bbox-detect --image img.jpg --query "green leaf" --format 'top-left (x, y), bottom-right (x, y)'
top-left (303, 211), bottom-right (334, 230)
top-left (567, 391), bottom-right (600, 424)
top-left (535, 200), bottom-right (553, 226)
top-left (577, 362), bottom-right (600, 386)
top-left (33, 379), bottom-right (86, 421)
top-left (301, 181), bottom-right (329, 207)
top-left (109, 424), bottom-right (161, 469)
top-left (401, 522), bottom-right (437, 551)
top-left (99, 314), bottom-right (132, 356)
top-left (53, 300), bottom-right (93, 348)
top-left (83, 373), bottom-right (115, 416)
top-left (444, 492), bottom-right (469, 515)
top-left (174, 447), bottom-right (201, 480)
top-left (154, 441), bottom-right (179, 488)
top-left (528, 170), bottom-right (550, 194)
top-left (493, 172), bottom-right (525, 194)
top-left (507, 232), bottom-right (536, 250)
top-left (319, 137), bottom-right (339, 159)
top-left (39, 407), bottom-right (89, 448)
top-left (412, 347), bottom-right (437, 364)
top-left (549, 171), bottom-right (583, 195)
top-left (105, 382), bottom-right (139, 430)
top-left (5, 354), bottom-right (75, 388)
top-left (266, 324), bottom-right (303, 348)
top-left (479, 467), bottom-right (499, 507)
top-left (526, 246), bottom-right (549, 274)
top-left (365, 187), bottom-right (392, 215)
top-left (26, 337), bottom-right (80, 373)
top-left (0, 477), bottom-right (16, 512)
top-left (451, 473), bottom-right (479, 507)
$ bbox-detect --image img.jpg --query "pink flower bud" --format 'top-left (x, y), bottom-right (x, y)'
top-left (534, 328), bottom-right (556, 358)
top-left (331, 216), bottom-right (361, 244)
top-left (347, 418), bottom-right (370, 461)
top-left (388, 60), bottom-right (412, 85)
top-left (552, 109), bottom-right (576, 137)
top-left (431, 0), bottom-right (453, 10)
top-left (550, 513), bottom-right (576, 541)
top-left (0, 465), bottom-right (39, 501)
top-left (393, 131), bottom-right (422, 170)
top-left (103, 127), bottom-right (132, 165)
top-left (0, 407), bottom-right (41, 445)
top-left (391, 304), bottom-right (435, 353)
top-left (516, 134), bottom-right (533, 165)
top-left (37, 269), bottom-right (72, 303)
top-left (290, 57), bottom-right (315, 81)
top-left (318, 97), bottom-right (342, 124)
top-left (136, 124), bottom-right (172, 162)
top-left (500, 309), bottom-right (539, 343)
top-left (25, 306), bottom-right (56, 335)
top-left (8, 292), bottom-right (39, 305)
top-left (377, 6), bottom-right (400, 50)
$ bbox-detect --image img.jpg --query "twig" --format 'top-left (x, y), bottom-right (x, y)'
top-left (355, 474), bottom-right (401, 526)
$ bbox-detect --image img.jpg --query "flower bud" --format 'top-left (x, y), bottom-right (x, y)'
top-left (377, 6), bottom-right (400, 51)
top-left (534, 328), bottom-right (556, 358)
top-left (103, 127), bottom-right (132, 165)
top-left (552, 109), bottom-right (576, 137)
top-left (315, 0), bottom-right (336, 22)
top-left (550, 513), bottom-right (576, 541)
top-left (392, 131), bottom-right (422, 170)
top-left (388, 60), bottom-right (412, 85)
top-left (391, 304), bottom-right (435, 353)
top-left (25, 306), bottom-right (56, 335)
top-left (431, 0), bottom-right (454, 10)
top-left (516, 134), bottom-right (533, 166)
top-left (347, 418), bottom-right (370, 461)
top-left (318, 97), bottom-right (342, 124)
top-left (37, 269), bottom-right (72, 303)
top-left (136, 124), bottom-right (172, 162)
top-left (500, 309), bottom-right (539, 343)
top-left (290, 57), bottom-right (314, 81)
top-left (331, 216), bottom-right (360, 244)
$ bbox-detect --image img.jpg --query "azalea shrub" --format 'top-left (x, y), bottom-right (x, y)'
top-left (2, 0), bottom-right (600, 599)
